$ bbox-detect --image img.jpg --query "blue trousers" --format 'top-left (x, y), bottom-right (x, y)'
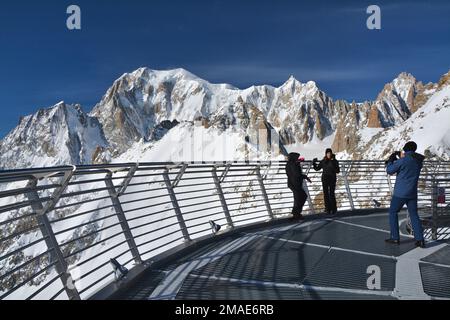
top-left (389, 196), bottom-right (424, 241)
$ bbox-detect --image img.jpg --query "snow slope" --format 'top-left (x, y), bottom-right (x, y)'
top-left (362, 85), bottom-right (450, 160)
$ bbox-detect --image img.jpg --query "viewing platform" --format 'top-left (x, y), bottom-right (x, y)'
top-left (109, 210), bottom-right (450, 300)
top-left (0, 161), bottom-right (449, 300)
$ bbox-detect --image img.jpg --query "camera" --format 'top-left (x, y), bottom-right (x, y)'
top-left (385, 151), bottom-right (401, 165)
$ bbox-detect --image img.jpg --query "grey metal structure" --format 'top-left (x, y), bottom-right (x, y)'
top-left (0, 161), bottom-right (449, 300)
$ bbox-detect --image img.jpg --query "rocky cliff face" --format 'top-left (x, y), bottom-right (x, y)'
top-left (0, 102), bottom-right (108, 170)
top-left (88, 68), bottom-right (340, 158)
top-left (266, 77), bottom-right (338, 145)
top-left (330, 71), bottom-right (443, 156)
top-left (89, 68), bottom-right (228, 156)
top-left (331, 101), bottom-right (370, 154)
top-left (370, 72), bottom-right (436, 126)
top-left (359, 82), bottom-right (450, 160)
top-left (438, 70), bottom-right (450, 89)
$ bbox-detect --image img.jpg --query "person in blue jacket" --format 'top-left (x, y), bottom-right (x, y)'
top-left (385, 141), bottom-right (426, 248)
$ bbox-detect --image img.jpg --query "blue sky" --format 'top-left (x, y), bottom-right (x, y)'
top-left (0, 0), bottom-right (449, 137)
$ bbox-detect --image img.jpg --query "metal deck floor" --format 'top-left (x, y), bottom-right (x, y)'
top-left (112, 211), bottom-right (450, 300)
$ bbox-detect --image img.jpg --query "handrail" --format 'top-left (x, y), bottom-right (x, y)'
top-left (0, 160), bottom-right (449, 300)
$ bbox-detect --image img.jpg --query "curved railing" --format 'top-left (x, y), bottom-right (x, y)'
top-left (0, 160), bottom-right (449, 300)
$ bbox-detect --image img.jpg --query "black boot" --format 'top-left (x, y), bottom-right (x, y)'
top-left (385, 238), bottom-right (400, 245)
top-left (415, 240), bottom-right (426, 248)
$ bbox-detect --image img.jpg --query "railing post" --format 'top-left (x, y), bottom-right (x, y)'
top-left (431, 177), bottom-right (438, 240)
top-left (212, 166), bottom-right (233, 228)
top-left (256, 166), bottom-right (274, 220)
top-left (303, 162), bottom-right (315, 214)
top-left (117, 163), bottom-right (139, 197)
top-left (105, 172), bottom-right (143, 264)
top-left (387, 174), bottom-right (393, 196)
top-left (25, 178), bottom-right (81, 300)
top-left (342, 162), bottom-right (355, 211)
top-left (162, 169), bottom-right (191, 242)
top-left (219, 163), bottom-right (232, 183)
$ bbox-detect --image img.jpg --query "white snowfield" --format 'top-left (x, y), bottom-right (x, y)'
top-left (113, 122), bottom-right (285, 163)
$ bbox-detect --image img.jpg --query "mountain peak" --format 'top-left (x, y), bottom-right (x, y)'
top-left (305, 80), bottom-right (318, 88)
top-left (391, 72), bottom-right (417, 89)
top-left (438, 69), bottom-right (450, 88)
top-left (54, 101), bottom-right (66, 107)
top-left (280, 75), bottom-right (301, 89)
top-left (128, 67), bottom-right (200, 82)
top-left (281, 75), bottom-right (318, 87)
top-left (277, 76), bottom-right (321, 99)
top-left (396, 72), bottom-right (415, 80)
top-left (47, 101), bottom-right (85, 115)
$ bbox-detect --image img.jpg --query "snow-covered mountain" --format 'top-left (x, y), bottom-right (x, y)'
top-left (331, 71), bottom-right (447, 159)
top-left (0, 102), bottom-right (109, 169)
top-left (0, 68), bottom-right (339, 168)
top-left (366, 72), bottom-right (437, 127)
top-left (88, 67), bottom-right (338, 160)
top-left (89, 68), bottom-right (235, 155)
top-left (358, 72), bottom-right (450, 160)
top-left (0, 68), bottom-right (449, 170)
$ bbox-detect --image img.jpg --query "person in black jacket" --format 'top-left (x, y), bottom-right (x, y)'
top-left (285, 152), bottom-right (312, 220)
top-left (313, 148), bottom-right (340, 214)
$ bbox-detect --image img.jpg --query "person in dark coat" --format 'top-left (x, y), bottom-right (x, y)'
top-left (385, 141), bottom-right (426, 248)
top-left (285, 152), bottom-right (311, 220)
top-left (313, 148), bottom-right (340, 214)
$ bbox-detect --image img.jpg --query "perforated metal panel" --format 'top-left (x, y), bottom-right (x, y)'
top-left (103, 212), bottom-right (450, 300)
top-left (112, 270), bottom-right (166, 300)
top-left (419, 263), bottom-right (450, 298)
top-left (283, 220), bottom-right (416, 256)
top-left (300, 289), bottom-right (396, 300)
top-left (177, 275), bottom-right (303, 300)
top-left (302, 249), bottom-right (396, 291)
top-left (336, 212), bottom-right (407, 232)
top-left (176, 275), bottom-right (397, 300)
top-left (164, 236), bottom-right (244, 270)
top-left (421, 246), bottom-right (450, 266)
top-left (189, 238), bottom-right (329, 284)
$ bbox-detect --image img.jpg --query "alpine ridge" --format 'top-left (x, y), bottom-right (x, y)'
top-left (1, 68), bottom-right (449, 169)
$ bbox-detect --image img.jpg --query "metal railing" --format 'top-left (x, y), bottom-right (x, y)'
top-left (0, 160), bottom-right (449, 300)
top-left (417, 177), bottom-right (450, 240)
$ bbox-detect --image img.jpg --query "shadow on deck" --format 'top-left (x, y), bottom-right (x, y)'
top-left (108, 210), bottom-right (450, 300)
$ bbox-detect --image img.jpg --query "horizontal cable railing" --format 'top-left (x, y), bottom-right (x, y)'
top-left (0, 160), bottom-right (449, 300)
